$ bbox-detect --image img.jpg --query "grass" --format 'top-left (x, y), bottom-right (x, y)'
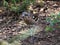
top-left (2, 0), bottom-right (44, 13)
top-left (2, 0), bottom-right (36, 13)
top-left (45, 12), bottom-right (60, 31)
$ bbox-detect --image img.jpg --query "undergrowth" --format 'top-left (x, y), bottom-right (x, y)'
top-left (0, 0), bottom-right (60, 45)
top-left (2, 0), bottom-right (36, 12)
top-left (45, 13), bottom-right (60, 31)
top-left (1, 0), bottom-right (44, 13)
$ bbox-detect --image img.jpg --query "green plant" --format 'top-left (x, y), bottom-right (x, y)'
top-left (45, 13), bottom-right (60, 31)
top-left (3, 0), bottom-right (35, 12)
top-left (3, 0), bottom-right (8, 7)
top-left (45, 25), bottom-right (54, 32)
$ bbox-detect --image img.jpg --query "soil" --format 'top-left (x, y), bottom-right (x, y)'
top-left (0, 0), bottom-right (60, 45)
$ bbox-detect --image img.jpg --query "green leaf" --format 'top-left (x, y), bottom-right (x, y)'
top-left (45, 26), bottom-right (53, 32)
top-left (3, 0), bottom-right (8, 7)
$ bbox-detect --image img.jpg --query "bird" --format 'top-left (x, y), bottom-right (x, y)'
top-left (21, 11), bottom-right (38, 25)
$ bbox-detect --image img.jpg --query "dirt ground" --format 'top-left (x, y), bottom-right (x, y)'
top-left (0, 0), bottom-right (60, 45)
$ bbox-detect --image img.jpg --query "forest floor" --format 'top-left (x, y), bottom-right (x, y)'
top-left (0, 0), bottom-right (60, 45)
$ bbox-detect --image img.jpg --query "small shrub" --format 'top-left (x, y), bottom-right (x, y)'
top-left (3, 0), bottom-right (8, 7)
top-left (2, 0), bottom-right (35, 13)
top-left (45, 13), bottom-right (60, 31)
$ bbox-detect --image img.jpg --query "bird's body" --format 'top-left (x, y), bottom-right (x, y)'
top-left (23, 16), bottom-right (37, 25)
top-left (22, 11), bottom-right (38, 25)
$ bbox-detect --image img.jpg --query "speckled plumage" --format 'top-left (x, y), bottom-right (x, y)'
top-left (23, 16), bottom-right (37, 25)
